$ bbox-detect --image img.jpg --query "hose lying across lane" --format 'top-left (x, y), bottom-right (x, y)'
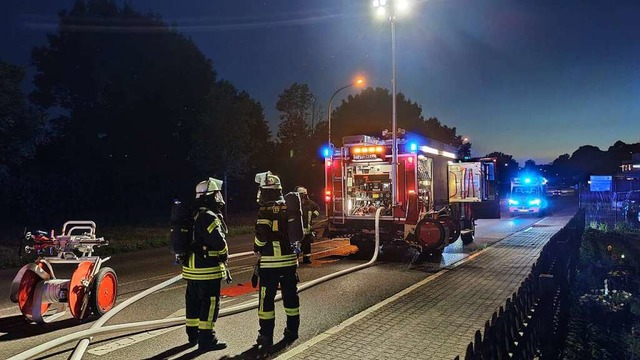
top-left (9, 207), bottom-right (385, 360)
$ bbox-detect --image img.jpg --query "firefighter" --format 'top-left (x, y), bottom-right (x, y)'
top-left (295, 186), bottom-right (320, 264)
top-left (253, 171), bottom-right (301, 348)
top-left (181, 177), bottom-right (229, 351)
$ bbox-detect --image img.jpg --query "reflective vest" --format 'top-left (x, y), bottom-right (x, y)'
top-left (254, 202), bottom-right (298, 269)
top-left (182, 208), bottom-right (228, 281)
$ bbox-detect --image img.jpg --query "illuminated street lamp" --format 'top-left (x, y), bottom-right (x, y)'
top-left (372, 0), bottom-right (410, 206)
top-left (325, 77), bottom-right (364, 217)
top-left (327, 78), bottom-right (365, 149)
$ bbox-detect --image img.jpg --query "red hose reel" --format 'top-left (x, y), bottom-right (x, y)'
top-left (9, 221), bottom-right (118, 323)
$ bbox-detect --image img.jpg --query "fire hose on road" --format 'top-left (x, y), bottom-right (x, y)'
top-left (9, 207), bottom-right (385, 360)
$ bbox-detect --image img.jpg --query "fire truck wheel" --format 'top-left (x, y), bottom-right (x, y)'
top-left (91, 267), bottom-right (118, 316)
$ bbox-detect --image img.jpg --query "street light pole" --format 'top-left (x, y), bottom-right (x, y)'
top-left (326, 79), bottom-right (364, 217)
top-left (390, 9), bottom-right (398, 207)
top-left (328, 80), bottom-right (363, 149)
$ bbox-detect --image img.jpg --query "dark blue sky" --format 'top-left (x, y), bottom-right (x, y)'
top-left (2, 0), bottom-right (639, 164)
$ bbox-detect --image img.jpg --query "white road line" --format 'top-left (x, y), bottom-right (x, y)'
top-left (87, 309), bottom-right (185, 356)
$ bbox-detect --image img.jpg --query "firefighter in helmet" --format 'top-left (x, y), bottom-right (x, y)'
top-left (253, 171), bottom-right (301, 348)
top-left (295, 186), bottom-right (320, 264)
top-left (182, 177), bottom-right (229, 350)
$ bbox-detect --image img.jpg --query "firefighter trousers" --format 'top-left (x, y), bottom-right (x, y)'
top-left (258, 266), bottom-right (299, 339)
top-left (185, 279), bottom-right (222, 339)
top-left (301, 233), bottom-right (312, 257)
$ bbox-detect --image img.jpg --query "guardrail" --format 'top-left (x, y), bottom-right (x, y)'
top-left (454, 209), bottom-right (585, 360)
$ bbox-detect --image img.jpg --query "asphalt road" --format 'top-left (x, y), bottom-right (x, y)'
top-left (0, 198), bottom-right (577, 359)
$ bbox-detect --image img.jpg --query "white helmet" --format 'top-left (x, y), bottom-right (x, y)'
top-left (296, 186), bottom-right (307, 195)
top-left (195, 177), bottom-right (224, 198)
top-left (255, 171), bottom-right (282, 190)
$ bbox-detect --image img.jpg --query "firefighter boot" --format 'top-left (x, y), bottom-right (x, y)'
top-left (187, 327), bottom-right (198, 347)
top-left (283, 328), bottom-right (298, 344)
top-left (256, 333), bottom-right (273, 348)
top-left (198, 331), bottom-right (227, 351)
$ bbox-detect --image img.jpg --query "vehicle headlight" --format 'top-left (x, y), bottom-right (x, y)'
top-left (508, 199), bottom-right (519, 205)
top-left (529, 199), bottom-right (541, 206)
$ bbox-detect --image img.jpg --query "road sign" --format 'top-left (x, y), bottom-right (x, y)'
top-left (590, 175), bottom-right (612, 192)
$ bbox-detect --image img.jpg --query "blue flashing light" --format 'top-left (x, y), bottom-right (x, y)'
top-left (409, 143), bottom-right (418, 152)
top-left (321, 146), bottom-right (331, 158)
top-left (524, 178), bottom-right (531, 184)
top-left (529, 199), bottom-right (541, 206)
top-left (508, 199), bottom-right (519, 205)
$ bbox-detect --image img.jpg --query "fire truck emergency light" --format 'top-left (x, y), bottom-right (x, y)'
top-left (325, 190), bottom-right (331, 203)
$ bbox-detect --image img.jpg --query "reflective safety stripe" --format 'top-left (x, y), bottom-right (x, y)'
top-left (257, 219), bottom-right (272, 226)
top-left (260, 253), bottom-right (298, 268)
top-left (260, 254), bottom-right (297, 262)
top-left (313, 210), bottom-right (319, 216)
top-left (284, 307), bottom-right (300, 316)
top-left (189, 253), bottom-right (195, 268)
top-left (204, 296), bottom-right (216, 330)
top-left (272, 220), bottom-right (279, 232)
top-left (260, 259), bottom-right (298, 268)
top-left (207, 217), bottom-right (221, 233)
top-left (258, 310), bottom-right (275, 320)
top-left (183, 265), bottom-right (225, 273)
top-left (199, 321), bottom-right (213, 330)
top-left (182, 263), bottom-right (226, 280)
top-left (182, 273), bottom-right (225, 280)
top-left (272, 241), bottom-right (282, 257)
top-left (255, 237), bottom-right (266, 247)
top-left (186, 318), bottom-right (199, 327)
top-left (207, 246), bottom-right (227, 257)
top-left (259, 287), bottom-right (266, 313)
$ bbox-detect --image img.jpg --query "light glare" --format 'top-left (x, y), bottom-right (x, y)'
top-left (376, 7), bottom-right (386, 17)
top-left (372, 0), bottom-right (380, 8)
top-left (396, 0), bottom-right (410, 14)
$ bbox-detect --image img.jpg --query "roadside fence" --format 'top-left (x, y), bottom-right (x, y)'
top-left (454, 209), bottom-right (585, 360)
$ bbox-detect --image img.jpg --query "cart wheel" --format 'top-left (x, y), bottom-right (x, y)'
top-left (69, 261), bottom-right (95, 320)
top-left (17, 263), bottom-right (51, 322)
top-left (91, 267), bottom-right (118, 316)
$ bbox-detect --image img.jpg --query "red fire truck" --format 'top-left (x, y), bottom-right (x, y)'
top-left (323, 133), bottom-right (500, 258)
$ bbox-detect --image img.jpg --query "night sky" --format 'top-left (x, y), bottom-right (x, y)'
top-left (2, 0), bottom-right (639, 164)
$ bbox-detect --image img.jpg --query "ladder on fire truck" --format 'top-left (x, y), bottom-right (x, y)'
top-left (330, 148), bottom-right (345, 224)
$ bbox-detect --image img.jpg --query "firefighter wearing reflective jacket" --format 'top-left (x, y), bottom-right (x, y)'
top-left (183, 178), bottom-right (228, 351)
top-left (253, 171), bottom-right (301, 348)
top-left (295, 186), bottom-right (320, 264)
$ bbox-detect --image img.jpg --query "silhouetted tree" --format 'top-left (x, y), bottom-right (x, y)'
top-left (27, 0), bottom-right (218, 222)
top-left (0, 61), bottom-right (49, 175)
top-left (330, 87), bottom-right (462, 146)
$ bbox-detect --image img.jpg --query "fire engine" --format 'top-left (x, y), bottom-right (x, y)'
top-left (323, 132), bottom-right (500, 258)
top-left (508, 175), bottom-right (548, 216)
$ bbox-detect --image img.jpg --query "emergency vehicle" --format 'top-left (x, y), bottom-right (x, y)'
top-left (323, 132), bottom-right (500, 258)
top-left (508, 175), bottom-right (548, 216)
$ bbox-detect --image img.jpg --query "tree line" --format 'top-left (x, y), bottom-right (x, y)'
top-left (1, 0), bottom-right (638, 233)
